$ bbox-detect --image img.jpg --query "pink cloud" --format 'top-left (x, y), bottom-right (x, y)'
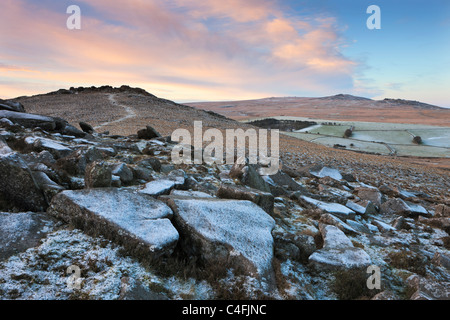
top-left (0, 0), bottom-right (357, 100)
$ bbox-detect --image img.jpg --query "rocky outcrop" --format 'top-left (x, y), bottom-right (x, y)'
top-left (47, 188), bottom-right (179, 260)
top-left (0, 152), bottom-right (47, 211)
top-left (406, 275), bottom-right (450, 300)
top-left (0, 110), bottom-right (58, 131)
top-left (308, 224), bottom-right (371, 271)
top-left (0, 93), bottom-right (447, 300)
top-left (84, 161), bottom-right (112, 188)
top-left (300, 195), bottom-right (355, 220)
top-left (380, 198), bottom-right (430, 217)
top-left (229, 160), bottom-right (271, 193)
top-left (216, 184), bottom-right (274, 214)
top-left (310, 167), bottom-right (343, 181)
top-left (167, 197), bottom-right (276, 282)
top-left (24, 136), bottom-right (73, 159)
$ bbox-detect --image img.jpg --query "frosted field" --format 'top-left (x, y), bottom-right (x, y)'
top-left (245, 117), bottom-right (450, 158)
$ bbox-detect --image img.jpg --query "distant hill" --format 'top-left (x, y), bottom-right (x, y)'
top-left (186, 94), bottom-right (449, 126)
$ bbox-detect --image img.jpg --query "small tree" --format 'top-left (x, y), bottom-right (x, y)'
top-left (412, 136), bottom-right (422, 144)
top-left (343, 128), bottom-right (353, 138)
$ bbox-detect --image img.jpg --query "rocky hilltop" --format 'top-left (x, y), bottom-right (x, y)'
top-left (187, 94), bottom-right (450, 126)
top-left (0, 86), bottom-right (449, 300)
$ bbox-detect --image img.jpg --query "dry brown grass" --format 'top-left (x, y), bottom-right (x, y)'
top-left (387, 250), bottom-right (428, 276)
top-left (332, 268), bottom-right (382, 300)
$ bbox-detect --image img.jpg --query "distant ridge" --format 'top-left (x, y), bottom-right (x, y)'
top-left (319, 94), bottom-right (373, 101)
top-left (381, 98), bottom-right (442, 110)
top-left (187, 93), bottom-right (449, 126)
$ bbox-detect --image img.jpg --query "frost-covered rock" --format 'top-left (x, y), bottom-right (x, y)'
top-left (406, 275), bottom-right (450, 300)
top-left (0, 229), bottom-right (212, 300)
top-left (356, 187), bottom-right (383, 207)
top-left (311, 167), bottom-right (343, 181)
top-left (380, 198), bottom-right (429, 217)
top-left (405, 202), bottom-right (429, 217)
top-left (47, 188), bottom-right (179, 259)
top-left (319, 213), bottom-right (358, 235)
top-left (167, 169), bottom-right (187, 188)
top-left (216, 184), bottom-right (274, 214)
top-left (0, 136), bottom-right (13, 155)
top-left (170, 190), bottom-right (213, 198)
top-left (167, 197), bottom-right (276, 281)
top-left (56, 146), bottom-right (107, 176)
top-left (0, 212), bottom-right (55, 260)
top-left (24, 136), bottom-right (72, 159)
top-left (345, 200), bottom-right (366, 215)
top-left (308, 224), bottom-right (371, 271)
top-left (356, 200), bottom-right (378, 215)
top-left (300, 195), bottom-right (355, 220)
top-left (380, 198), bottom-right (410, 215)
top-left (346, 219), bottom-right (373, 234)
top-left (84, 161), bottom-right (112, 188)
top-left (230, 160), bottom-right (271, 193)
top-left (264, 170), bottom-right (307, 196)
top-left (111, 163), bottom-right (134, 185)
top-left (31, 171), bottom-right (65, 203)
top-left (139, 179), bottom-right (176, 196)
top-left (372, 219), bottom-right (396, 233)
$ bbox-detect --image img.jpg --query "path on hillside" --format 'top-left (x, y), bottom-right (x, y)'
top-left (94, 94), bottom-right (136, 130)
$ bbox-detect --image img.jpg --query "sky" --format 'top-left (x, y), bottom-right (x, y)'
top-left (0, 0), bottom-right (449, 107)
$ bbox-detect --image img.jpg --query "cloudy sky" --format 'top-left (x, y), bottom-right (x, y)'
top-left (1, 0), bottom-right (449, 106)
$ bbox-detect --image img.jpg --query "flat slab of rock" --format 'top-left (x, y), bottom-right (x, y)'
top-left (381, 198), bottom-right (429, 217)
top-left (309, 248), bottom-right (372, 272)
top-left (170, 190), bottom-right (213, 198)
top-left (0, 110), bottom-right (57, 131)
top-left (24, 136), bottom-right (72, 159)
top-left (311, 167), bottom-right (343, 180)
top-left (301, 195), bottom-right (355, 220)
top-left (139, 179), bottom-right (176, 196)
top-left (0, 212), bottom-right (55, 260)
top-left (47, 188), bottom-right (179, 259)
top-left (319, 213), bottom-right (358, 235)
top-left (345, 200), bottom-right (366, 215)
top-left (264, 170), bottom-right (307, 196)
top-left (167, 197), bottom-right (276, 281)
top-left (309, 224), bottom-right (371, 271)
top-left (216, 184), bottom-right (274, 214)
